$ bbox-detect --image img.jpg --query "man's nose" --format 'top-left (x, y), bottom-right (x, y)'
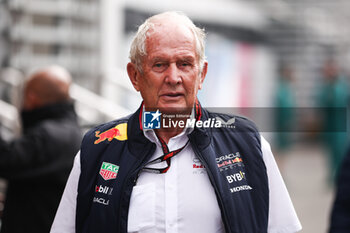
top-left (165, 63), bottom-right (182, 85)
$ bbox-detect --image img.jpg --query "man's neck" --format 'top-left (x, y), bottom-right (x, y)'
top-left (155, 113), bottom-right (191, 144)
top-left (155, 127), bottom-right (184, 144)
top-left (143, 106), bottom-right (194, 144)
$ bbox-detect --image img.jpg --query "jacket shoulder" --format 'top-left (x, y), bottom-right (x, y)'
top-left (207, 111), bottom-right (260, 134)
top-left (205, 110), bottom-right (263, 157)
top-left (82, 115), bottom-right (130, 148)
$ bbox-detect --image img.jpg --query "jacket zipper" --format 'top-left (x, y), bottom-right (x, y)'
top-left (189, 138), bottom-right (232, 233)
top-left (132, 143), bottom-right (157, 184)
top-left (118, 143), bottom-right (156, 232)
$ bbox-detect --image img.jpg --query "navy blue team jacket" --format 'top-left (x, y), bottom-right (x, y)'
top-left (76, 103), bottom-right (269, 233)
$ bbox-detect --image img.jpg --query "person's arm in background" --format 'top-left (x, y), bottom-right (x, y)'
top-left (329, 149), bottom-right (350, 232)
top-left (0, 129), bottom-right (47, 179)
top-left (0, 123), bottom-right (76, 180)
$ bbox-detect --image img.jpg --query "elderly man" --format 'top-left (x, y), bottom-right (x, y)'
top-left (51, 12), bottom-right (301, 233)
top-left (0, 65), bottom-right (82, 233)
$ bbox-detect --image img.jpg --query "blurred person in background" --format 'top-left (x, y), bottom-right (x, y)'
top-left (51, 11), bottom-right (301, 233)
top-left (329, 147), bottom-right (350, 232)
top-left (0, 65), bottom-right (82, 233)
top-left (318, 60), bottom-right (349, 183)
top-left (274, 65), bottom-right (296, 170)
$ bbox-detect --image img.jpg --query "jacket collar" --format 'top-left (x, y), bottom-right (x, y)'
top-left (127, 100), bottom-right (211, 157)
top-left (21, 101), bottom-right (77, 130)
top-left (188, 102), bottom-right (211, 151)
top-left (127, 102), bottom-right (153, 159)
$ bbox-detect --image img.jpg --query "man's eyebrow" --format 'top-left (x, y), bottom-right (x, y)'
top-left (149, 55), bottom-right (196, 63)
top-left (180, 56), bottom-right (195, 62)
top-left (149, 57), bottom-right (167, 63)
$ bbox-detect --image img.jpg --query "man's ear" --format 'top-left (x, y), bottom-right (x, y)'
top-left (198, 61), bottom-right (208, 90)
top-left (127, 62), bottom-right (140, 92)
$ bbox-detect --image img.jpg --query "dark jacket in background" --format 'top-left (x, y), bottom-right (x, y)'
top-left (329, 147), bottom-right (350, 233)
top-left (0, 102), bottom-right (82, 233)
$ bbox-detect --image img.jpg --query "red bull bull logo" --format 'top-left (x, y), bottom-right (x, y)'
top-left (94, 123), bottom-right (128, 144)
top-left (94, 128), bottom-right (121, 144)
top-left (232, 157), bottom-right (243, 163)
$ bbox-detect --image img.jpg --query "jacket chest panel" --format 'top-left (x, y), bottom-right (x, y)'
top-left (196, 135), bottom-right (268, 233)
top-left (89, 142), bottom-right (142, 211)
top-left (215, 151), bottom-right (252, 194)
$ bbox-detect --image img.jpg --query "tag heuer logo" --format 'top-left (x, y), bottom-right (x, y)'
top-left (100, 162), bottom-right (119, 180)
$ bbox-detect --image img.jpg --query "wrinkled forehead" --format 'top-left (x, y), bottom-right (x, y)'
top-left (148, 24), bottom-right (194, 43)
top-left (148, 16), bottom-right (195, 39)
top-left (144, 19), bottom-right (197, 57)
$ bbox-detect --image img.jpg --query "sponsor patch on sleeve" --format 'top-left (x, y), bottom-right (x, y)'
top-left (94, 123), bottom-right (128, 144)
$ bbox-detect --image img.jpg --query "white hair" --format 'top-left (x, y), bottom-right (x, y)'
top-left (129, 11), bottom-right (207, 73)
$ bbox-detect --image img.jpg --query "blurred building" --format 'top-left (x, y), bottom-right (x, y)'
top-left (264, 0), bottom-right (350, 106)
top-left (0, 0), bottom-right (350, 130)
top-left (0, 0), bottom-right (130, 135)
top-left (0, 0), bottom-right (100, 89)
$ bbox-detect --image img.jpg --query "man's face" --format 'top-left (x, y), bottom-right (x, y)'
top-left (128, 22), bottom-right (207, 113)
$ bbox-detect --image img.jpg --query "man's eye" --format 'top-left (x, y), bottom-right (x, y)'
top-left (179, 62), bottom-right (192, 68)
top-left (152, 63), bottom-right (167, 72)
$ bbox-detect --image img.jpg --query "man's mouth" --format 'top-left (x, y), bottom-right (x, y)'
top-left (164, 93), bottom-right (183, 97)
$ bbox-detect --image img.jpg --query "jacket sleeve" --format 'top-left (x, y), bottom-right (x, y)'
top-left (329, 149), bottom-right (350, 232)
top-left (0, 128), bottom-right (48, 178)
top-left (50, 152), bottom-right (80, 233)
top-left (261, 136), bottom-right (302, 233)
top-left (0, 123), bottom-right (74, 180)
